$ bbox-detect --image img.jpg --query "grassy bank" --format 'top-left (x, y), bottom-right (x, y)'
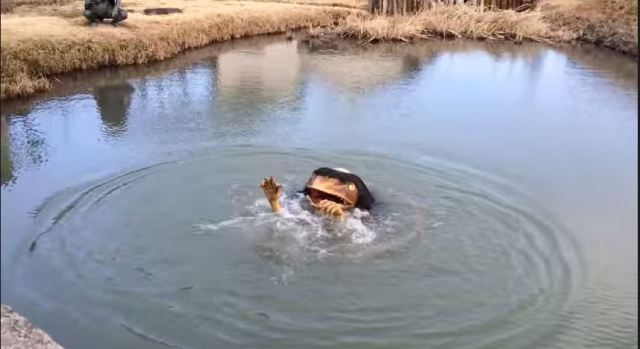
top-left (1, 0), bottom-right (359, 99)
top-left (324, 4), bottom-right (552, 42)
top-left (541, 0), bottom-right (637, 56)
top-left (1, 0), bottom-right (636, 100)
top-left (320, 0), bottom-right (637, 53)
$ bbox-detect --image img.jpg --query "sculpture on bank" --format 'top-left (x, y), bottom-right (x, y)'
top-left (83, 0), bottom-right (127, 26)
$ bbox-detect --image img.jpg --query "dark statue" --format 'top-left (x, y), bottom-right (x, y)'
top-left (83, 0), bottom-right (127, 26)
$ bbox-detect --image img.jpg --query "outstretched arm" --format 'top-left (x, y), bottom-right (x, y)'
top-left (260, 176), bottom-right (282, 213)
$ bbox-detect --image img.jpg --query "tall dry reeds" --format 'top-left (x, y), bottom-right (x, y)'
top-left (329, 4), bottom-right (551, 42)
top-left (318, 0), bottom-right (637, 54)
top-left (368, 0), bottom-right (537, 15)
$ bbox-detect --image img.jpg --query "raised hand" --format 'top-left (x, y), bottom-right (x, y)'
top-left (260, 176), bottom-right (282, 213)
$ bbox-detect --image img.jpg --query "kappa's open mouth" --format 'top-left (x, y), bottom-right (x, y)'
top-left (307, 188), bottom-right (349, 206)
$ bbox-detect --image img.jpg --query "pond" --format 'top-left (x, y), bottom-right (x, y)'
top-left (1, 36), bottom-right (637, 348)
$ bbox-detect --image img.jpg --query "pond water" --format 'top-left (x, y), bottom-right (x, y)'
top-left (1, 36), bottom-right (637, 349)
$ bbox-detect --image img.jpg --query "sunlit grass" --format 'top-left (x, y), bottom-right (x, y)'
top-left (0, 0), bottom-right (636, 100)
top-left (1, 0), bottom-right (359, 99)
top-left (329, 4), bottom-right (551, 42)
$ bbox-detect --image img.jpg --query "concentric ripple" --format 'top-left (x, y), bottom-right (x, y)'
top-left (16, 147), bottom-right (581, 349)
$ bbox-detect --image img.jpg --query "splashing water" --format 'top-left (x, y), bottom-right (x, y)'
top-left (194, 190), bottom-right (384, 264)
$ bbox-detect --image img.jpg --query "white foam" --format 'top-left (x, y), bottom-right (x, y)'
top-left (193, 213), bottom-right (276, 233)
top-left (195, 193), bottom-right (379, 248)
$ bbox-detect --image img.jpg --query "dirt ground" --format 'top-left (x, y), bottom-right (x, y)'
top-left (1, 304), bottom-right (64, 349)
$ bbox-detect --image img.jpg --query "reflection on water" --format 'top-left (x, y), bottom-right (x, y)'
top-left (1, 117), bottom-right (13, 186)
top-left (2, 115), bottom-right (48, 185)
top-left (0, 36), bottom-right (637, 349)
top-left (214, 42), bottom-right (304, 128)
top-left (401, 54), bottom-right (423, 75)
top-left (94, 82), bottom-right (134, 138)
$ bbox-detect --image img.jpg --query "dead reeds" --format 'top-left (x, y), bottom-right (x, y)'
top-left (368, 0), bottom-right (537, 15)
top-left (328, 4), bottom-right (551, 43)
top-left (318, 0), bottom-right (636, 54)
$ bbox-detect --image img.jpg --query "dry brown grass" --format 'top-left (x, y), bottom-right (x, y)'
top-left (1, 0), bottom-right (636, 100)
top-left (325, 4), bottom-right (552, 43)
top-left (0, 0), bottom-right (16, 13)
top-left (541, 0), bottom-right (637, 18)
top-left (540, 0), bottom-right (637, 55)
top-left (246, 0), bottom-right (365, 9)
top-left (1, 0), bottom-right (360, 99)
top-left (15, 0), bottom-right (75, 6)
top-left (315, 0), bottom-right (636, 54)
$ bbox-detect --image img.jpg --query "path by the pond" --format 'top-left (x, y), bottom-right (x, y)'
top-left (1, 36), bottom-right (637, 349)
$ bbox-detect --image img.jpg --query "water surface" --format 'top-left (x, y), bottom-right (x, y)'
top-left (1, 36), bottom-right (637, 348)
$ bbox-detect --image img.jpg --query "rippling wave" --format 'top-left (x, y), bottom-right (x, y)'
top-left (19, 146), bottom-right (582, 348)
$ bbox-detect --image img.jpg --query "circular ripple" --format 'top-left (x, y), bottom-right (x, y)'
top-left (17, 146), bottom-right (581, 349)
